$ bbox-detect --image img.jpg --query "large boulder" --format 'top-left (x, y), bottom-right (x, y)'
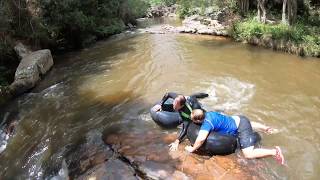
top-left (9, 49), bottom-right (53, 95)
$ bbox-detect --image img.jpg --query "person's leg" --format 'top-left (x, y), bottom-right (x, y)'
top-left (238, 116), bottom-right (284, 164)
top-left (242, 146), bottom-right (285, 164)
top-left (242, 146), bottom-right (276, 158)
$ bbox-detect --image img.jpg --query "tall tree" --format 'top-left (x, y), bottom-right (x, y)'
top-left (282, 0), bottom-right (297, 25)
top-left (282, 0), bottom-right (288, 23)
top-left (257, 0), bottom-right (267, 23)
top-left (238, 0), bottom-right (250, 15)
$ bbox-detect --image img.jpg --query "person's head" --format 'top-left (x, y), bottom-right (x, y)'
top-left (173, 95), bottom-right (186, 111)
top-left (191, 109), bottom-right (205, 124)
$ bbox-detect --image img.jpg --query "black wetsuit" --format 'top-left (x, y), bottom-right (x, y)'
top-left (159, 92), bottom-right (208, 142)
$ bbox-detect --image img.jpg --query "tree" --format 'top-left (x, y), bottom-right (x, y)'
top-left (257, 0), bottom-right (267, 23)
top-left (238, 0), bottom-right (250, 15)
top-left (282, 0), bottom-right (298, 25)
top-left (282, 0), bottom-right (288, 23)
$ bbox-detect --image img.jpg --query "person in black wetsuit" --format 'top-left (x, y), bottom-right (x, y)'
top-left (153, 92), bottom-right (208, 151)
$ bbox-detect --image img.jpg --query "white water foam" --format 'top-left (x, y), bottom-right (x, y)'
top-left (0, 129), bottom-right (9, 154)
top-left (201, 77), bottom-right (255, 112)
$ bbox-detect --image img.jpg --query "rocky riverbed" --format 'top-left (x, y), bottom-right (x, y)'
top-left (47, 130), bottom-right (268, 179)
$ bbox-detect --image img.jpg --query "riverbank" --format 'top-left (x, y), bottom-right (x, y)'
top-left (154, 13), bottom-right (319, 58)
top-left (145, 2), bottom-right (319, 58)
top-left (0, 0), bottom-right (150, 88)
top-left (231, 17), bottom-right (320, 57)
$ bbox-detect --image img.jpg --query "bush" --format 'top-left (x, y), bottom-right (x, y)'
top-left (40, 0), bottom-right (149, 49)
top-left (231, 16), bottom-right (320, 57)
top-left (176, 0), bottom-right (237, 18)
top-left (149, 0), bottom-right (176, 6)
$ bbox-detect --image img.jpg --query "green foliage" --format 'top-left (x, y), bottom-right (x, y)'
top-left (0, 36), bottom-right (18, 85)
top-left (39, 0), bottom-right (149, 48)
top-left (0, 0), bottom-right (149, 50)
top-left (232, 16), bottom-right (320, 57)
top-left (128, 0), bottom-right (150, 18)
top-left (149, 0), bottom-right (176, 6)
top-left (176, 0), bottom-right (237, 18)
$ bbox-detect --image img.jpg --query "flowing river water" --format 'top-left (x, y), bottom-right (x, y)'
top-left (0, 18), bottom-right (320, 179)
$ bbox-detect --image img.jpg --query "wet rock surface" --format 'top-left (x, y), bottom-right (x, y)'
top-left (105, 131), bottom-right (266, 180)
top-left (76, 159), bottom-right (137, 180)
top-left (49, 131), bottom-right (141, 180)
top-left (10, 49), bottom-right (54, 95)
top-left (140, 13), bottom-right (231, 36)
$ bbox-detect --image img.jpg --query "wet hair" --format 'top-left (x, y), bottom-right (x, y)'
top-left (175, 95), bottom-right (186, 106)
top-left (191, 109), bottom-right (205, 123)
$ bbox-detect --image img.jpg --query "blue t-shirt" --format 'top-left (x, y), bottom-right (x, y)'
top-left (200, 112), bottom-right (238, 136)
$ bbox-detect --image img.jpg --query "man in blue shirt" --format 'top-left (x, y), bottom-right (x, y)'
top-left (185, 109), bottom-right (285, 165)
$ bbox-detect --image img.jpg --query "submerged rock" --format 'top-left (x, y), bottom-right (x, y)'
top-left (65, 131), bottom-right (114, 178)
top-left (105, 131), bottom-right (263, 180)
top-left (77, 159), bottom-right (137, 180)
top-left (49, 130), bottom-right (141, 179)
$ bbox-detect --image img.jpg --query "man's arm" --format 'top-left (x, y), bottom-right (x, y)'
top-left (177, 121), bottom-right (190, 142)
top-left (159, 92), bottom-right (178, 106)
top-left (185, 130), bottom-right (209, 153)
top-left (169, 121), bottom-right (190, 151)
top-left (251, 121), bottom-right (278, 134)
top-left (189, 92), bottom-right (209, 99)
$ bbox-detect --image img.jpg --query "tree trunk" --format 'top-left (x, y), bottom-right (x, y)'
top-left (257, 0), bottom-right (266, 23)
top-left (257, 0), bottom-right (261, 22)
top-left (287, 0), bottom-right (297, 25)
top-left (282, 0), bottom-right (288, 23)
top-left (238, 0), bottom-right (250, 15)
top-left (261, 0), bottom-right (266, 23)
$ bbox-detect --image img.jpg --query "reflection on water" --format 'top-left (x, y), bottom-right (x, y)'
top-left (0, 17), bottom-right (320, 179)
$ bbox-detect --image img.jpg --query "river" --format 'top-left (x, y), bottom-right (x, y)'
top-left (0, 18), bottom-right (319, 179)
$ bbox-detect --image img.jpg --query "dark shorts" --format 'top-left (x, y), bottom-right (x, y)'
top-left (237, 116), bottom-right (257, 149)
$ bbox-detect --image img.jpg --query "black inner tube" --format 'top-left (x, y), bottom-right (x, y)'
top-left (150, 100), bottom-right (182, 129)
top-left (187, 123), bottom-right (238, 155)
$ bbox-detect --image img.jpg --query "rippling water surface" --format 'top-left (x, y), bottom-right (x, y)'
top-left (0, 18), bottom-right (319, 179)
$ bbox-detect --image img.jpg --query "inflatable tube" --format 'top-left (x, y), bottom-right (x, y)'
top-left (187, 123), bottom-right (261, 155)
top-left (187, 123), bottom-right (237, 155)
top-left (150, 102), bottom-right (182, 129)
